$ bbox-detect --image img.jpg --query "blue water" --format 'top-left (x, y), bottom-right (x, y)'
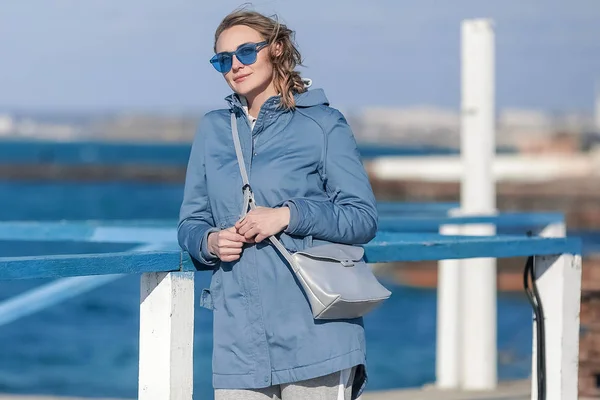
top-left (0, 139), bottom-right (518, 166)
top-left (0, 180), bottom-right (596, 399)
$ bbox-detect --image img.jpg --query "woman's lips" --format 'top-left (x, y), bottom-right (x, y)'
top-left (234, 74), bottom-right (250, 83)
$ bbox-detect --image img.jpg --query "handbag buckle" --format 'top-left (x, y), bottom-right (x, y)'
top-left (340, 259), bottom-right (354, 267)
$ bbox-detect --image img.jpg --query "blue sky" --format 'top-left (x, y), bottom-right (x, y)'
top-left (0, 0), bottom-right (599, 112)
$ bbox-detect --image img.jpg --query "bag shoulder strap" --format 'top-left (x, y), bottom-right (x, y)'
top-left (230, 112), bottom-right (296, 267)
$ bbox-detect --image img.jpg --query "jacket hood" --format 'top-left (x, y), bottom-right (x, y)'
top-left (294, 88), bottom-right (329, 108)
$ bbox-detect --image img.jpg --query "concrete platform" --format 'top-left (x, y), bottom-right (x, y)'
top-left (8, 380), bottom-right (598, 400)
top-left (361, 379), bottom-right (529, 399)
top-left (0, 381), bottom-right (530, 400)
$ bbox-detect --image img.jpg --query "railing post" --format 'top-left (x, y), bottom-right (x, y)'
top-left (459, 17), bottom-right (497, 391)
top-left (530, 222), bottom-right (581, 400)
top-left (436, 222), bottom-right (463, 389)
top-left (138, 271), bottom-right (195, 400)
top-left (458, 221), bottom-right (497, 390)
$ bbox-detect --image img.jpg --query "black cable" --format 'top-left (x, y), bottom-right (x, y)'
top-left (523, 255), bottom-right (546, 400)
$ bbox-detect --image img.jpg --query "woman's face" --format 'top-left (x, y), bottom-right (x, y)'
top-left (215, 25), bottom-right (274, 98)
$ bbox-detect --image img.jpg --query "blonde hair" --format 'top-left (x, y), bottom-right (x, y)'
top-left (214, 9), bottom-right (306, 109)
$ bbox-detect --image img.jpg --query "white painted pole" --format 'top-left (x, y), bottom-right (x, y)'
top-left (459, 19), bottom-right (497, 391)
top-left (530, 242), bottom-right (581, 400)
top-left (530, 223), bottom-right (565, 400)
top-left (460, 19), bottom-right (496, 215)
top-left (436, 222), bottom-right (463, 389)
top-left (530, 222), bottom-right (580, 400)
top-left (138, 271), bottom-right (195, 400)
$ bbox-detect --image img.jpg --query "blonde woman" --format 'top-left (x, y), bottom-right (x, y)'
top-left (178, 9), bottom-right (378, 400)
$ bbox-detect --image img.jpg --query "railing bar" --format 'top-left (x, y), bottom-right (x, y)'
top-left (0, 243), bottom-right (164, 327)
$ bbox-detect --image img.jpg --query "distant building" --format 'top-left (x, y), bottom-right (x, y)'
top-left (0, 114), bottom-right (14, 135)
top-left (358, 106), bottom-right (460, 146)
top-left (499, 108), bottom-right (552, 131)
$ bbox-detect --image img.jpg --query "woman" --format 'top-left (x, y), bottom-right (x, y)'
top-left (177, 9), bottom-right (378, 400)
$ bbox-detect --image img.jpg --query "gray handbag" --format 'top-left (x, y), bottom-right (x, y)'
top-left (230, 113), bottom-right (391, 320)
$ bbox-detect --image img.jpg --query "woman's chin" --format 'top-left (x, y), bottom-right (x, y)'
top-left (231, 77), bottom-right (270, 98)
top-left (230, 80), bottom-right (252, 95)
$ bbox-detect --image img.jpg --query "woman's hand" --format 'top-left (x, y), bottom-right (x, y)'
top-left (235, 206), bottom-right (290, 243)
top-left (207, 227), bottom-right (249, 262)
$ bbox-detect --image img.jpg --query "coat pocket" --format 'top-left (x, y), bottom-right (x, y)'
top-left (201, 269), bottom-right (223, 311)
top-left (199, 288), bottom-right (213, 310)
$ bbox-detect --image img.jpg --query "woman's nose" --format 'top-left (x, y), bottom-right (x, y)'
top-left (231, 55), bottom-right (244, 71)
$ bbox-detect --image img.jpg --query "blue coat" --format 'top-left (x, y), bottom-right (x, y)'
top-left (177, 87), bottom-right (378, 399)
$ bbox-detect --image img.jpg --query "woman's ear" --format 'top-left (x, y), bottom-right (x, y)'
top-left (272, 41), bottom-right (283, 58)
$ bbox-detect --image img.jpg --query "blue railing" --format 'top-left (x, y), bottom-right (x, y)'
top-left (0, 208), bottom-right (583, 400)
top-left (0, 211), bottom-right (564, 244)
top-left (0, 230), bottom-right (579, 279)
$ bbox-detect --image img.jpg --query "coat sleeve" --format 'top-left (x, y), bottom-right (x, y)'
top-left (177, 115), bottom-right (221, 270)
top-left (283, 110), bottom-right (378, 244)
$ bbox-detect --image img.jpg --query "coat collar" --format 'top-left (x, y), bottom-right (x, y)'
top-left (224, 78), bottom-right (318, 114)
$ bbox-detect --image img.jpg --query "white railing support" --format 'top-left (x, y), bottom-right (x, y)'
top-left (531, 222), bottom-right (581, 400)
top-left (436, 223), bottom-right (463, 388)
top-left (459, 222), bottom-right (497, 390)
top-left (531, 251), bottom-right (581, 400)
top-left (138, 271), bottom-right (195, 400)
top-left (459, 17), bottom-right (497, 391)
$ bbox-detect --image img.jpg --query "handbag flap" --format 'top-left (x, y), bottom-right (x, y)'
top-left (294, 243), bottom-right (364, 264)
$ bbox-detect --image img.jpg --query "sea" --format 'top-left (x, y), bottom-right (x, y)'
top-left (0, 141), bottom-right (597, 399)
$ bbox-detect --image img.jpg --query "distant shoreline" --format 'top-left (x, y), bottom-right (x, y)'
top-left (1, 163), bottom-right (599, 232)
top-left (0, 164), bottom-right (186, 183)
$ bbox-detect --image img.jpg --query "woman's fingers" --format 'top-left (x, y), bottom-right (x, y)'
top-left (244, 230), bottom-right (259, 241)
top-left (219, 246), bottom-right (242, 256)
top-left (254, 233), bottom-right (268, 243)
top-left (221, 227), bottom-right (249, 242)
top-left (206, 227), bottom-right (248, 262)
top-left (237, 224), bottom-right (252, 236)
top-left (215, 215), bottom-right (280, 262)
top-left (234, 217), bottom-right (247, 230)
top-left (217, 237), bottom-right (244, 248)
top-left (239, 220), bottom-right (262, 236)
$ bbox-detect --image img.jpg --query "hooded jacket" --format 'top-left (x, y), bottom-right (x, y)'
top-left (178, 86), bottom-right (378, 398)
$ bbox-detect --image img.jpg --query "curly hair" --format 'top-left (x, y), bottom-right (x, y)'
top-left (214, 9), bottom-right (306, 109)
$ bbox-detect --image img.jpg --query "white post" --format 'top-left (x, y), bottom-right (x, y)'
top-left (460, 19), bottom-right (496, 214)
top-left (530, 247), bottom-right (581, 400)
top-left (138, 272), bottom-right (195, 400)
top-left (530, 222), bottom-right (581, 400)
top-left (436, 223), bottom-right (463, 389)
top-left (459, 18), bottom-right (497, 391)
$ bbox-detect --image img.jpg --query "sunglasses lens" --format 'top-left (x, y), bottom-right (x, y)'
top-left (236, 44), bottom-right (257, 65)
top-left (210, 54), bottom-right (232, 73)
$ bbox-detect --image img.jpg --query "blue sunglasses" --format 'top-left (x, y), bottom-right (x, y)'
top-left (210, 41), bottom-right (269, 74)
